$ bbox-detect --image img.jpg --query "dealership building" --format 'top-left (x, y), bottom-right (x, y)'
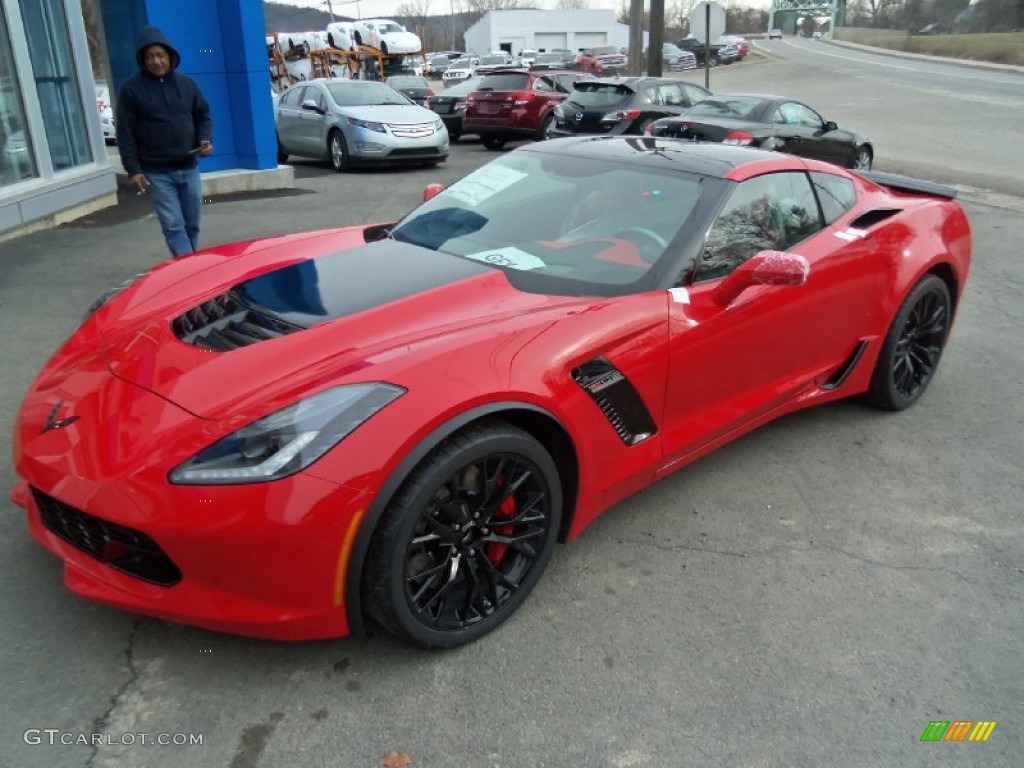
top-left (463, 10), bottom-right (639, 57)
top-left (0, 0), bottom-right (281, 242)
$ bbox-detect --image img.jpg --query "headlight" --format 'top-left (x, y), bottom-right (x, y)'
top-left (433, 118), bottom-right (444, 130)
top-left (347, 117), bottom-right (387, 133)
top-left (169, 383), bottom-right (405, 485)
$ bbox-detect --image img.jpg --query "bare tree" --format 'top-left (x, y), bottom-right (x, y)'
top-left (467, 0), bottom-right (525, 11)
top-left (847, 0), bottom-right (905, 26)
top-left (556, 0), bottom-right (591, 9)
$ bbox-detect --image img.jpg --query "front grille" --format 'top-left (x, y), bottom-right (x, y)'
top-left (388, 147), bottom-right (442, 157)
top-left (32, 488), bottom-right (182, 586)
top-left (172, 288), bottom-right (304, 351)
top-left (389, 123), bottom-right (437, 138)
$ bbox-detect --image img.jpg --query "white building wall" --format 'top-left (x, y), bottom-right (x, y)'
top-left (463, 10), bottom-right (645, 57)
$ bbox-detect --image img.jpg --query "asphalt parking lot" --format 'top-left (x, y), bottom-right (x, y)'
top-left (1, 55), bottom-right (1022, 766)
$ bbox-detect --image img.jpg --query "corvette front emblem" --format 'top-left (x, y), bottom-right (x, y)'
top-left (42, 400), bottom-right (79, 433)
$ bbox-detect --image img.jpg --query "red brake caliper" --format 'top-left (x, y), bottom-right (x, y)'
top-left (484, 484), bottom-right (516, 566)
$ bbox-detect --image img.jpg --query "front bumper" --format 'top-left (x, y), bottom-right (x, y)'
top-left (13, 363), bottom-right (375, 641)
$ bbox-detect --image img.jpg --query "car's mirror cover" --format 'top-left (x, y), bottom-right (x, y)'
top-left (711, 250), bottom-right (809, 306)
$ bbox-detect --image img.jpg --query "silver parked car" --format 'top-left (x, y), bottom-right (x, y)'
top-left (274, 79), bottom-right (449, 171)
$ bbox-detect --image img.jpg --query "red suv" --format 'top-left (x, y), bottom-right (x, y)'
top-left (464, 68), bottom-right (589, 150)
top-left (576, 46), bottom-right (629, 76)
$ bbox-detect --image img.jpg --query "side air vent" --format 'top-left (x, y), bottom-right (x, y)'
top-left (172, 289), bottom-right (305, 352)
top-left (849, 208), bottom-right (901, 230)
top-left (571, 357), bottom-right (657, 445)
top-left (822, 340), bottom-right (869, 390)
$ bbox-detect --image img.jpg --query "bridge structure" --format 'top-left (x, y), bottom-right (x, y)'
top-left (768, 0), bottom-right (847, 36)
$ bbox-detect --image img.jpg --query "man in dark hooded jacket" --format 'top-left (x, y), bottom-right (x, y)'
top-left (116, 26), bottom-right (213, 258)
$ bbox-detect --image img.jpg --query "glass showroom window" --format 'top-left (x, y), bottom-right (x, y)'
top-left (0, 10), bottom-right (39, 188)
top-left (20, 0), bottom-right (91, 172)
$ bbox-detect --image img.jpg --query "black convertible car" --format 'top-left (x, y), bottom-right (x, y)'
top-left (644, 94), bottom-right (873, 170)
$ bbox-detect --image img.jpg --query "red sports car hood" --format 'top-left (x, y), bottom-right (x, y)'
top-left (93, 233), bottom-right (589, 419)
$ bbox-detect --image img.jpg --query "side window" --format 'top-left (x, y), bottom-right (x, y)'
top-left (554, 74), bottom-right (575, 93)
top-left (810, 171), bottom-right (857, 225)
top-left (680, 84), bottom-right (706, 106)
top-left (697, 172), bottom-right (823, 282)
top-left (281, 87), bottom-right (302, 107)
top-left (780, 102), bottom-right (823, 127)
top-left (534, 77), bottom-right (555, 93)
top-left (658, 84), bottom-right (683, 106)
top-left (315, 89), bottom-right (328, 112)
top-left (639, 87), bottom-right (659, 105)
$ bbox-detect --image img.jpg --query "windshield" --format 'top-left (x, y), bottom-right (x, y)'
top-left (326, 82), bottom-right (413, 107)
top-left (390, 150), bottom-right (706, 293)
top-left (450, 58), bottom-right (474, 68)
top-left (388, 76), bottom-right (427, 88)
top-left (566, 82), bottom-right (633, 108)
top-left (687, 96), bottom-right (764, 118)
top-left (480, 55), bottom-right (507, 65)
top-left (588, 47), bottom-right (619, 56)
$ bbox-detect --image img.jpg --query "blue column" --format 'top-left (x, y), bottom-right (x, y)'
top-left (100, 0), bottom-right (276, 172)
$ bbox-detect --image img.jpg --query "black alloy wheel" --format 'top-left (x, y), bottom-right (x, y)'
top-left (363, 421), bottom-right (562, 648)
top-left (866, 274), bottom-right (952, 410)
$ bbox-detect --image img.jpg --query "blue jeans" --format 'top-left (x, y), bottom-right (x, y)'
top-left (146, 167), bottom-right (202, 258)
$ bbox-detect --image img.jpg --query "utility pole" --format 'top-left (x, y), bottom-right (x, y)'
top-left (324, 0), bottom-right (336, 23)
top-left (628, 0), bottom-right (643, 76)
top-left (648, 0), bottom-right (664, 77)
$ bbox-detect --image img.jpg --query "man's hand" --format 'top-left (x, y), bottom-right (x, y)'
top-left (198, 140), bottom-right (213, 156)
top-left (129, 173), bottom-right (150, 195)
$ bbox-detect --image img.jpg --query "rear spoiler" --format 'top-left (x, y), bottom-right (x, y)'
top-left (856, 170), bottom-right (957, 200)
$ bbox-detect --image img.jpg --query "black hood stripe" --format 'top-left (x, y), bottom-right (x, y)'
top-left (236, 240), bottom-right (491, 329)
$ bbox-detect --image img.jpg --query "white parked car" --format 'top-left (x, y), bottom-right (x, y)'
top-left (95, 80), bottom-right (116, 143)
top-left (442, 56), bottom-right (479, 83)
top-left (352, 19), bottom-right (422, 55)
top-left (326, 21), bottom-right (356, 51)
top-left (283, 31), bottom-right (328, 54)
top-left (518, 49), bottom-right (538, 66)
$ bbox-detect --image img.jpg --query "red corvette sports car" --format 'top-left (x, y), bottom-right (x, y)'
top-left (12, 138), bottom-right (971, 648)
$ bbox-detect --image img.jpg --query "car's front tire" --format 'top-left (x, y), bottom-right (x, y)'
top-left (362, 421), bottom-right (562, 648)
top-left (866, 274), bottom-right (952, 410)
top-left (328, 130), bottom-right (350, 172)
top-left (276, 136), bottom-right (288, 164)
top-left (852, 145), bottom-right (873, 171)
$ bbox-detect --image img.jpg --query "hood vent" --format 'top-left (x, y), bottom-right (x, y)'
top-left (572, 357), bottom-right (657, 445)
top-left (172, 289), bottom-right (305, 352)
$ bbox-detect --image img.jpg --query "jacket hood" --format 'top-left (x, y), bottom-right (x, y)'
top-left (135, 26), bottom-right (181, 71)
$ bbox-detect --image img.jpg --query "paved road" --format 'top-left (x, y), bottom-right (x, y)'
top-left (1, 48), bottom-right (1022, 768)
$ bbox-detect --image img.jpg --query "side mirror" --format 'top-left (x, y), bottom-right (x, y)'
top-left (824, 120), bottom-right (838, 131)
top-left (711, 250), bottom-right (809, 306)
top-left (423, 183), bottom-right (445, 202)
top-left (301, 99), bottom-right (322, 113)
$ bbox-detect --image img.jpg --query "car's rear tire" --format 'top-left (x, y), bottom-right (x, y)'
top-left (481, 135), bottom-right (507, 151)
top-left (852, 145), bottom-right (873, 171)
top-left (537, 114), bottom-right (556, 141)
top-left (865, 274), bottom-right (952, 410)
top-left (328, 130), bottom-right (350, 172)
top-left (362, 420), bottom-right (562, 648)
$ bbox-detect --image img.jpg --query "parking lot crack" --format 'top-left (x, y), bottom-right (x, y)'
top-left (85, 619), bottom-right (141, 768)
